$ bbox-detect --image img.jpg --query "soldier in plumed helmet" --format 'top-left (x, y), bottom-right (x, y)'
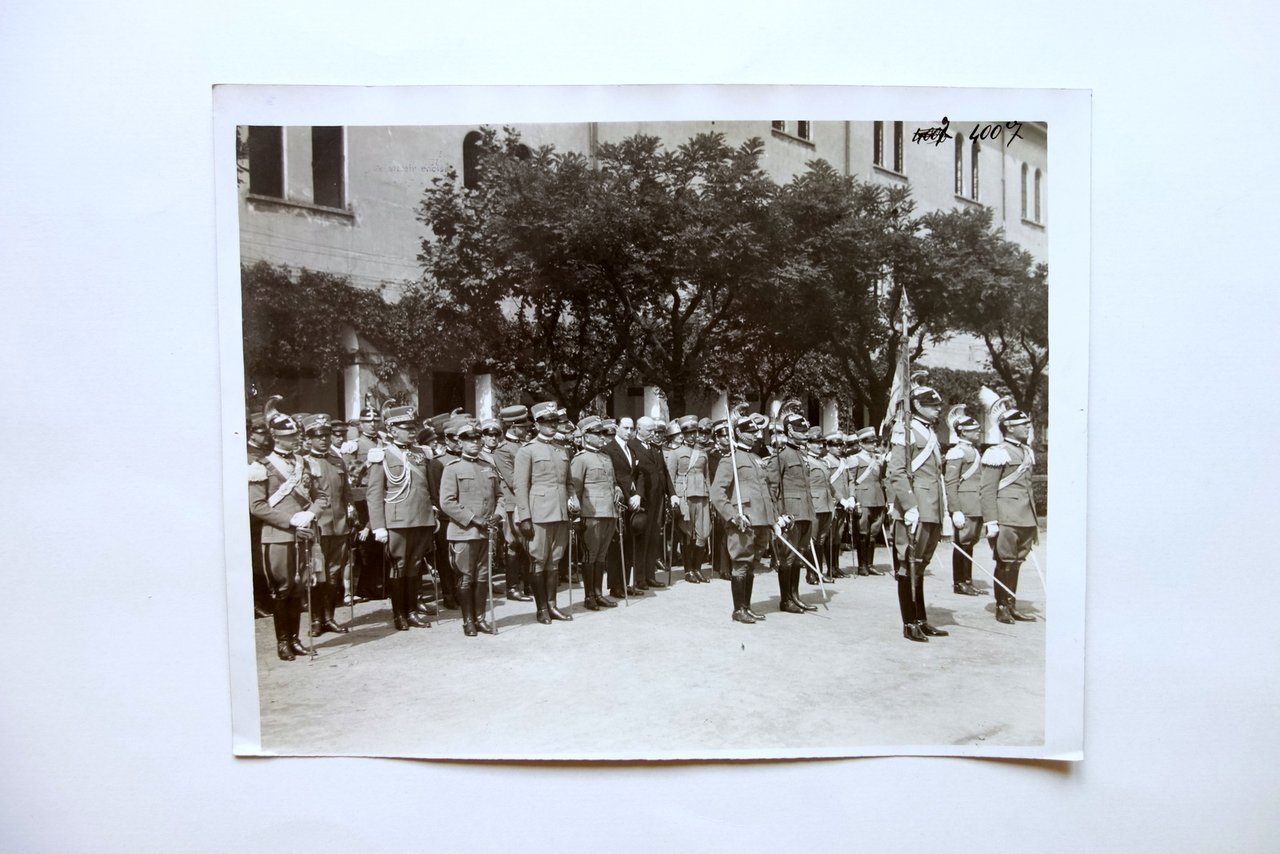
top-left (849, 427), bottom-right (888, 576)
top-left (980, 408), bottom-right (1040, 624)
top-left (944, 410), bottom-right (984, 596)
top-left (709, 411), bottom-right (776, 624)
top-left (248, 397), bottom-right (326, 661)
top-left (247, 411), bottom-right (273, 618)
top-left (366, 404), bottom-right (437, 631)
top-left (803, 426), bottom-right (839, 584)
top-left (887, 385), bottom-right (950, 642)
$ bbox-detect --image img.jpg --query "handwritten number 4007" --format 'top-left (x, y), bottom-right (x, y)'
top-left (912, 118), bottom-right (1024, 148)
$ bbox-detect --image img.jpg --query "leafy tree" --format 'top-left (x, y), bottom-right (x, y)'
top-left (417, 128), bottom-right (638, 416)
top-left (920, 207), bottom-right (1048, 419)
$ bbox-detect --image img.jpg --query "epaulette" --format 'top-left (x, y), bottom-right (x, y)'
top-left (981, 445), bottom-right (1012, 466)
top-left (367, 447), bottom-right (385, 463)
top-left (945, 446), bottom-right (965, 461)
top-left (339, 439), bottom-right (358, 455)
top-left (248, 462), bottom-right (267, 483)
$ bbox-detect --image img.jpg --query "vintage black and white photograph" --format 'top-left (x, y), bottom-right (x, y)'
top-left (216, 86), bottom-right (1087, 760)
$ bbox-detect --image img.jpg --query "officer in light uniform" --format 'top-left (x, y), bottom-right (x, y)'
top-left (803, 426), bottom-right (839, 584)
top-left (766, 413), bottom-right (818, 614)
top-left (493, 405), bottom-right (534, 602)
top-left (342, 406), bottom-right (385, 603)
top-left (887, 386), bottom-right (950, 643)
top-left (439, 422), bottom-right (501, 636)
top-left (248, 412), bottom-right (273, 618)
top-left (301, 414), bottom-right (353, 636)
top-left (569, 415), bottom-right (623, 611)
top-left (980, 408), bottom-right (1040, 624)
top-left (709, 413), bottom-right (776, 624)
top-left (824, 431), bottom-right (856, 578)
top-left (248, 397), bottom-right (322, 661)
top-left (514, 401), bottom-right (579, 624)
top-left (679, 415), bottom-right (712, 584)
top-left (850, 426), bottom-right (888, 576)
top-left (367, 405), bottom-right (437, 631)
top-left (944, 414), bottom-right (984, 596)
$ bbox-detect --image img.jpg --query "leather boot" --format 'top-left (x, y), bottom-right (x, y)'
top-left (473, 583), bottom-right (495, 634)
top-left (406, 576), bottom-right (432, 627)
top-left (1006, 563), bottom-right (1035, 620)
top-left (321, 583), bottom-right (350, 634)
top-left (897, 573), bottom-right (916, 625)
top-left (506, 550), bottom-right (532, 601)
top-left (529, 567), bottom-right (552, 624)
top-left (779, 567), bottom-right (804, 613)
top-left (310, 584), bottom-right (326, 637)
top-left (903, 621), bottom-right (928, 642)
top-left (731, 575), bottom-right (755, 623)
top-left (273, 598), bottom-right (295, 661)
top-left (288, 597), bottom-right (309, 655)
top-left (458, 584), bottom-right (478, 636)
top-left (582, 562), bottom-right (601, 610)
top-left (545, 569), bottom-right (572, 621)
top-left (744, 570), bottom-right (766, 621)
top-left (595, 562), bottom-right (617, 607)
top-left (792, 565), bottom-right (817, 611)
top-left (390, 579), bottom-right (410, 630)
top-left (865, 540), bottom-right (885, 574)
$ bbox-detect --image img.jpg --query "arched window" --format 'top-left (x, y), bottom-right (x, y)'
top-left (462, 131), bottom-right (484, 190)
top-left (1020, 163), bottom-right (1029, 219)
top-left (970, 139), bottom-right (980, 201)
top-left (954, 134), bottom-right (964, 195)
top-left (1034, 169), bottom-right (1042, 222)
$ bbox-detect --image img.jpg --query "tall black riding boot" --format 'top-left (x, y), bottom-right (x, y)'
top-left (389, 578), bottom-right (410, 630)
top-left (744, 569), bottom-right (766, 620)
top-left (915, 569), bottom-right (947, 636)
top-left (595, 562), bottom-right (617, 607)
top-left (272, 598), bottom-right (295, 661)
top-left (530, 569), bottom-right (552, 624)
top-left (994, 561), bottom-right (1015, 623)
top-left (582, 562), bottom-right (601, 610)
top-left (458, 583), bottom-right (477, 636)
top-left (320, 582), bottom-right (350, 634)
top-left (288, 596), bottom-right (309, 655)
top-left (473, 582), bottom-right (494, 634)
top-left (545, 568), bottom-right (572, 621)
top-left (1007, 562), bottom-right (1036, 620)
top-left (731, 575), bottom-right (754, 623)
top-left (310, 584), bottom-right (326, 636)
top-left (792, 563), bottom-right (817, 611)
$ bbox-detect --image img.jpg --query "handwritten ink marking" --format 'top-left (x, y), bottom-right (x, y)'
top-left (969, 121), bottom-right (1024, 148)
top-left (911, 117), bottom-right (952, 146)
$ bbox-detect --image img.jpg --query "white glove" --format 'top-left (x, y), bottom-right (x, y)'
top-left (777, 514), bottom-right (793, 530)
top-left (840, 497), bottom-right (857, 511)
top-left (903, 507), bottom-right (920, 530)
top-left (951, 511), bottom-right (966, 528)
top-left (985, 521), bottom-right (1000, 537)
top-left (373, 527), bottom-right (388, 543)
top-left (290, 510), bottom-right (315, 528)
top-left (670, 494), bottom-right (680, 508)
top-left (628, 494), bottom-right (642, 511)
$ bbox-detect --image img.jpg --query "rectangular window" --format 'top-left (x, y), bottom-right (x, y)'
top-left (954, 136), bottom-right (964, 194)
top-left (893, 121), bottom-right (904, 172)
top-left (771, 120), bottom-right (786, 133)
top-left (873, 121), bottom-right (884, 166)
top-left (311, 126), bottom-right (346, 209)
top-left (1021, 164), bottom-right (1029, 219)
top-left (1034, 171), bottom-right (1042, 222)
top-left (971, 141), bottom-right (980, 201)
top-left (247, 126), bottom-right (284, 198)
top-left (796, 121), bottom-right (811, 141)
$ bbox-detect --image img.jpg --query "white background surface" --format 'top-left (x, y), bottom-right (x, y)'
top-left (2, 2), bottom-right (1277, 851)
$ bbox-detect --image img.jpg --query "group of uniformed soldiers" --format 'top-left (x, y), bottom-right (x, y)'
top-left (247, 384), bottom-right (1042, 660)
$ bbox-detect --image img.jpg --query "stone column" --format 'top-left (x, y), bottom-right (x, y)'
top-left (474, 373), bottom-right (496, 421)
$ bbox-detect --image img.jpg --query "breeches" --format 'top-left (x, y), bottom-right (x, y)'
top-left (579, 518), bottom-right (615, 563)
top-left (726, 526), bottom-right (772, 577)
top-left (528, 521), bottom-right (568, 568)
top-left (449, 539), bottom-right (490, 587)
top-left (386, 526), bottom-right (431, 580)
top-left (893, 520), bottom-right (941, 569)
top-left (954, 516), bottom-right (984, 548)
top-left (858, 504), bottom-right (886, 538)
top-left (318, 534), bottom-right (349, 585)
top-left (993, 525), bottom-right (1037, 562)
top-left (777, 519), bottom-right (812, 569)
top-left (679, 497), bottom-right (711, 546)
top-left (260, 543), bottom-right (303, 598)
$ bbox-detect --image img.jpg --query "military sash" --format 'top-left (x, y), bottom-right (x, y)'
top-left (997, 444), bottom-right (1034, 492)
top-left (265, 452), bottom-right (308, 508)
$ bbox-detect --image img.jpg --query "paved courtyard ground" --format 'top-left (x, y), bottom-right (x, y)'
top-left (252, 538), bottom-right (1046, 759)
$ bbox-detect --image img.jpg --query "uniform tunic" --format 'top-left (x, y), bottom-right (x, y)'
top-left (680, 445), bottom-right (712, 547)
top-left (439, 454), bottom-right (500, 586)
top-left (569, 447), bottom-right (619, 563)
top-left (366, 443), bottom-right (436, 580)
top-left (944, 439), bottom-right (984, 547)
top-left (887, 417), bottom-right (945, 567)
top-left (514, 436), bottom-right (573, 568)
top-left (305, 450), bottom-right (352, 585)
top-left (249, 450), bottom-right (323, 597)
top-left (765, 443), bottom-right (815, 568)
top-left (710, 442), bottom-right (777, 576)
top-left (979, 438), bottom-right (1039, 561)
